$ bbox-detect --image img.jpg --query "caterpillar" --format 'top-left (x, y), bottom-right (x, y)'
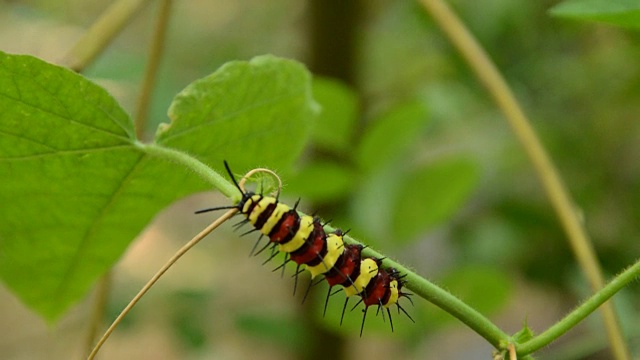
top-left (196, 161), bottom-right (414, 335)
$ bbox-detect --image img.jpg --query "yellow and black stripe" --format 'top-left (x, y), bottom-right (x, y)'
top-left (196, 161), bottom-right (414, 335)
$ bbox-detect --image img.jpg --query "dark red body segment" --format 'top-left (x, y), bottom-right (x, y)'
top-left (362, 268), bottom-right (392, 307)
top-left (324, 244), bottom-right (363, 287)
top-left (269, 210), bottom-right (298, 243)
top-left (290, 222), bottom-right (327, 265)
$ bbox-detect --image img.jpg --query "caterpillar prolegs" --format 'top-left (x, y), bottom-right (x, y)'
top-left (196, 161), bottom-right (414, 336)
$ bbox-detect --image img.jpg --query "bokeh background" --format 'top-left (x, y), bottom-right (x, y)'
top-left (1, 0), bottom-right (640, 359)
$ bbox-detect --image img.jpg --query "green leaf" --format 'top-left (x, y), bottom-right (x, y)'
top-left (0, 52), bottom-right (316, 321)
top-left (349, 162), bottom-right (404, 246)
top-left (285, 161), bottom-right (355, 202)
top-left (310, 77), bottom-right (358, 153)
top-left (512, 321), bottom-right (535, 343)
top-left (355, 100), bottom-right (428, 171)
top-left (426, 265), bottom-right (512, 328)
top-left (392, 157), bottom-right (479, 241)
top-left (440, 266), bottom-right (511, 315)
top-left (550, 0), bottom-right (640, 29)
top-left (0, 51), bottom-right (208, 321)
top-left (157, 55), bottom-right (319, 173)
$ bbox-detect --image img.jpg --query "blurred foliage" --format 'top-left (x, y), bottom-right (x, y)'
top-left (551, 0), bottom-right (640, 29)
top-left (0, 0), bottom-right (639, 359)
top-left (235, 311), bottom-right (309, 352)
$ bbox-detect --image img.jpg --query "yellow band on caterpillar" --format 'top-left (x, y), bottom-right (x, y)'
top-left (306, 233), bottom-right (344, 278)
top-left (245, 195), bottom-right (271, 224)
top-left (384, 280), bottom-right (400, 308)
top-left (278, 215), bottom-right (314, 253)
top-left (344, 258), bottom-right (379, 297)
top-left (260, 202), bottom-right (290, 235)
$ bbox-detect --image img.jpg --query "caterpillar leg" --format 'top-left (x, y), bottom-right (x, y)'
top-left (293, 264), bottom-right (302, 295)
top-left (359, 306), bottom-right (369, 337)
top-left (397, 303), bottom-right (415, 323)
top-left (340, 297), bottom-right (349, 326)
top-left (248, 235), bottom-right (265, 256)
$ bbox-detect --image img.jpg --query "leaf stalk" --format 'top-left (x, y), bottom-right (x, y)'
top-left (140, 143), bottom-right (239, 199)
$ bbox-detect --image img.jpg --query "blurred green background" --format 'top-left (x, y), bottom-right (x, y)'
top-left (1, 0), bottom-right (639, 359)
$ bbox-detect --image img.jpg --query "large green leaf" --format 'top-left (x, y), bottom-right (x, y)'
top-left (0, 52), bottom-right (316, 321)
top-left (157, 55), bottom-right (318, 174)
top-left (0, 51), bottom-right (145, 321)
top-left (550, 0), bottom-right (640, 29)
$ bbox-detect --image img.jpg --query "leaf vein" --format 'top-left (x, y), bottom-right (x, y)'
top-left (0, 91), bottom-right (131, 142)
top-left (53, 152), bottom-right (146, 303)
top-left (0, 144), bottom-right (135, 161)
top-left (160, 90), bottom-right (302, 143)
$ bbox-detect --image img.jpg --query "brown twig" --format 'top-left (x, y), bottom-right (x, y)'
top-left (60, 0), bottom-right (150, 72)
top-left (134, 0), bottom-right (173, 140)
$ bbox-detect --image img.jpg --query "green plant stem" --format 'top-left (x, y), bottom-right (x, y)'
top-left (417, 0), bottom-right (629, 358)
top-left (60, 0), bottom-right (151, 72)
top-left (139, 143), bottom-right (238, 199)
top-left (143, 143), bottom-right (513, 348)
top-left (139, 145), bottom-right (506, 348)
top-left (517, 258), bottom-right (640, 356)
top-left (134, 0), bottom-right (173, 140)
top-left (389, 258), bottom-right (509, 349)
top-left (141, 146), bottom-right (638, 356)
